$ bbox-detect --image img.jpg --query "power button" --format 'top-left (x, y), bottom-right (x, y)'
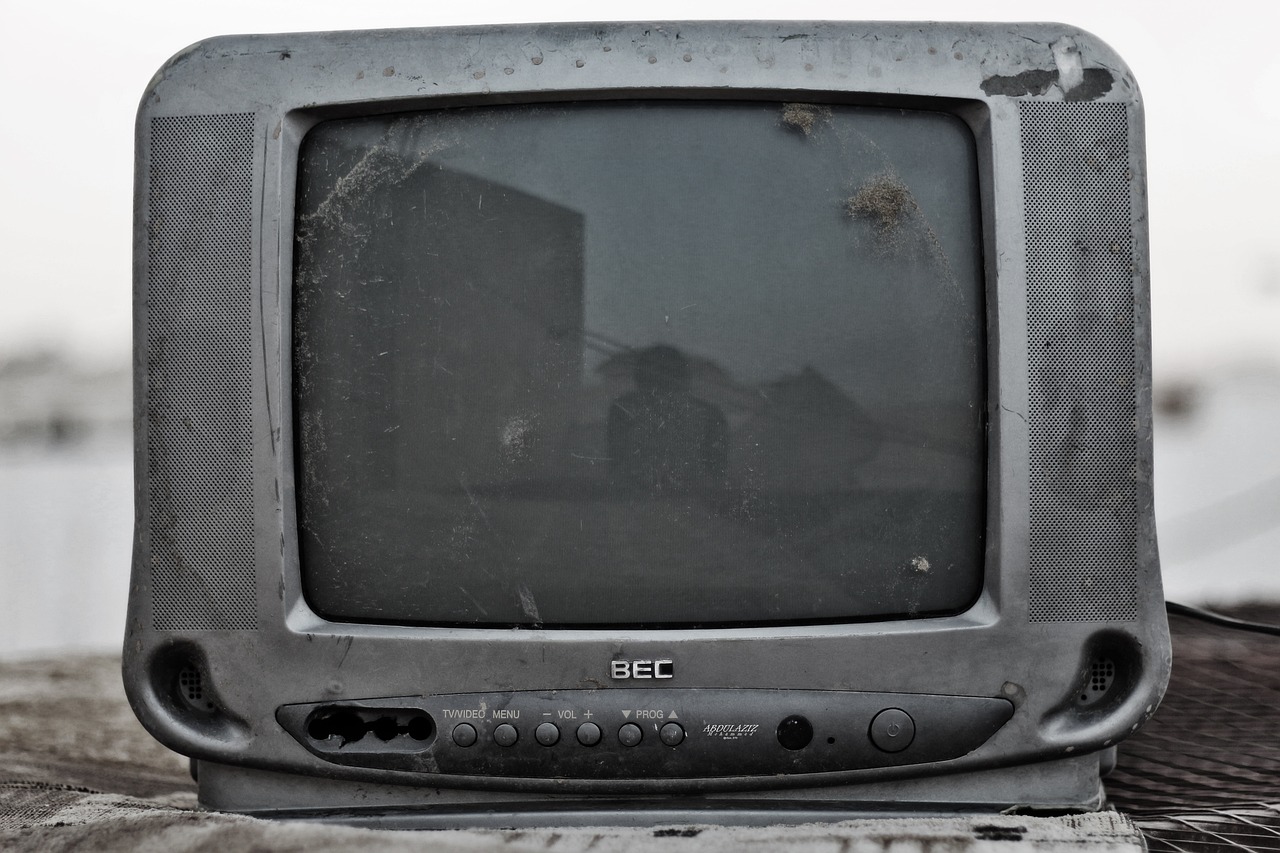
top-left (869, 708), bottom-right (915, 753)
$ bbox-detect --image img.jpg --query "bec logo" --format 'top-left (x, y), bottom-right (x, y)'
top-left (610, 659), bottom-right (674, 680)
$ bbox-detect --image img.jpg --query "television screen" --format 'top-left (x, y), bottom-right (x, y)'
top-left (293, 101), bottom-right (986, 627)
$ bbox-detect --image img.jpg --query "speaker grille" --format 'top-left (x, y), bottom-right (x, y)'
top-left (1078, 657), bottom-right (1117, 706)
top-left (146, 114), bottom-right (258, 630)
top-left (1021, 102), bottom-right (1139, 622)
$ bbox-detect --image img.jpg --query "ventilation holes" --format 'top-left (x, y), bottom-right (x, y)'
top-left (178, 666), bottom-right (202, 699)
top-left (1078, 657), bottom-right (1117, 706)
top-left (146, 113), bottom-right (259, 631)
top-left (177, 665), bottom-right (217, 713)
top-left (1021, 102), bottom-right (1140, 623)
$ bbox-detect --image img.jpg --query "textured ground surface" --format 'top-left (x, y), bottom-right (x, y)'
top-left (6, 606), bottom-right (1279, 851)
top-left (1108, 606), bottom-right (1280, 851)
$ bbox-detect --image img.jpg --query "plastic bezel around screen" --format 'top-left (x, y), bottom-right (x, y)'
top-left (277, 88), bottom-right (1000, 636)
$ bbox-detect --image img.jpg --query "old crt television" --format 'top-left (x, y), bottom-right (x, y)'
top-left (124, 21), bottom-right (1170, 824)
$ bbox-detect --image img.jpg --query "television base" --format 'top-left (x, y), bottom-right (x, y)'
top-left (194, 753), bottom-right (1114, 828)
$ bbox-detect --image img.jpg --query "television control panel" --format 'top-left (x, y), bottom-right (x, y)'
top-left (277, 689), bottom-right (1014, 779)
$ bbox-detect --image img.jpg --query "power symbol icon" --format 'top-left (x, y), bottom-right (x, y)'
top-left (870, 708), bottom-right (915, 753)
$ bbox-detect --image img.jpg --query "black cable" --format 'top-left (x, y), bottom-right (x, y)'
top-left (1166, 601), bottom-right (1280, 637)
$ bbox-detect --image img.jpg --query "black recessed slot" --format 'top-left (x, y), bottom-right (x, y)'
top-left (304, 706), bottom-right (435, 751)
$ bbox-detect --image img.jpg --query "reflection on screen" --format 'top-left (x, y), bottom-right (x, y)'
top-left (293, 101), bottom-right (986, 627)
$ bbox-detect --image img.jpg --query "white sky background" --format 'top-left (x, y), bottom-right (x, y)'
top-left (1, 0), bottom-right (1277, 379)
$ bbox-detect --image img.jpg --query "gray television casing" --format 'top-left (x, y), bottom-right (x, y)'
top-left (124, 21), bottom-right (1170, 825)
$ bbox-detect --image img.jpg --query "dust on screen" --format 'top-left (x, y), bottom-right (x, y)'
top-left (292, 100), bottom-right (986, 627)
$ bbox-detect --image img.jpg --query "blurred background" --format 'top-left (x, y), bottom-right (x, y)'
top-left (1, 0), bottom-right (1276, 656)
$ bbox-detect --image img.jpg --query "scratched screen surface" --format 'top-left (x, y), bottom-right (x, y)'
top-left (293, 101), bottom-right (986, 627)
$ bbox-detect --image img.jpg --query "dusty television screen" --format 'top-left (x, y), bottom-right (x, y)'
top-left (292, 100), bottom-right (987, 627)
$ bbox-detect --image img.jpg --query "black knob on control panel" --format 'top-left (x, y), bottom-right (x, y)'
top-left (618, 723), bottom-right (643, 747)
top-left (776, 715), bottom-right (813, 750)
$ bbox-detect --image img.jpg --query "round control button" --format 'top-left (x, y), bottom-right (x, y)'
top-left (493, 723), bottom-right (518, 747)
top-left (777, 715), bottom-right (814, 750)
top-left (535, 722), bottom-right (560, 746)
top-left (869, 708), bottom-right (915, 753)
top-left (451, 723), bottom-right (478, 748)
top-left (659, 722), bottom-right (686, 746)
top-left (618, 723), bottom-right (643, 747)
top-left (576, 722), bottom-right (602, 746)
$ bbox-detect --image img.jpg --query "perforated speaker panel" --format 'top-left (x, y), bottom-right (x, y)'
top-left (1022, 102), bottom-right (1139, 623)
top-left (145, 113), bottom-right (258, 630)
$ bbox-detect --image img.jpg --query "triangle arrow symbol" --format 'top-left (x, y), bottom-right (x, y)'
top-left (668, 711), bottom-right (678, 719)
top-left (622, 710), bottom-right (632, 719)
